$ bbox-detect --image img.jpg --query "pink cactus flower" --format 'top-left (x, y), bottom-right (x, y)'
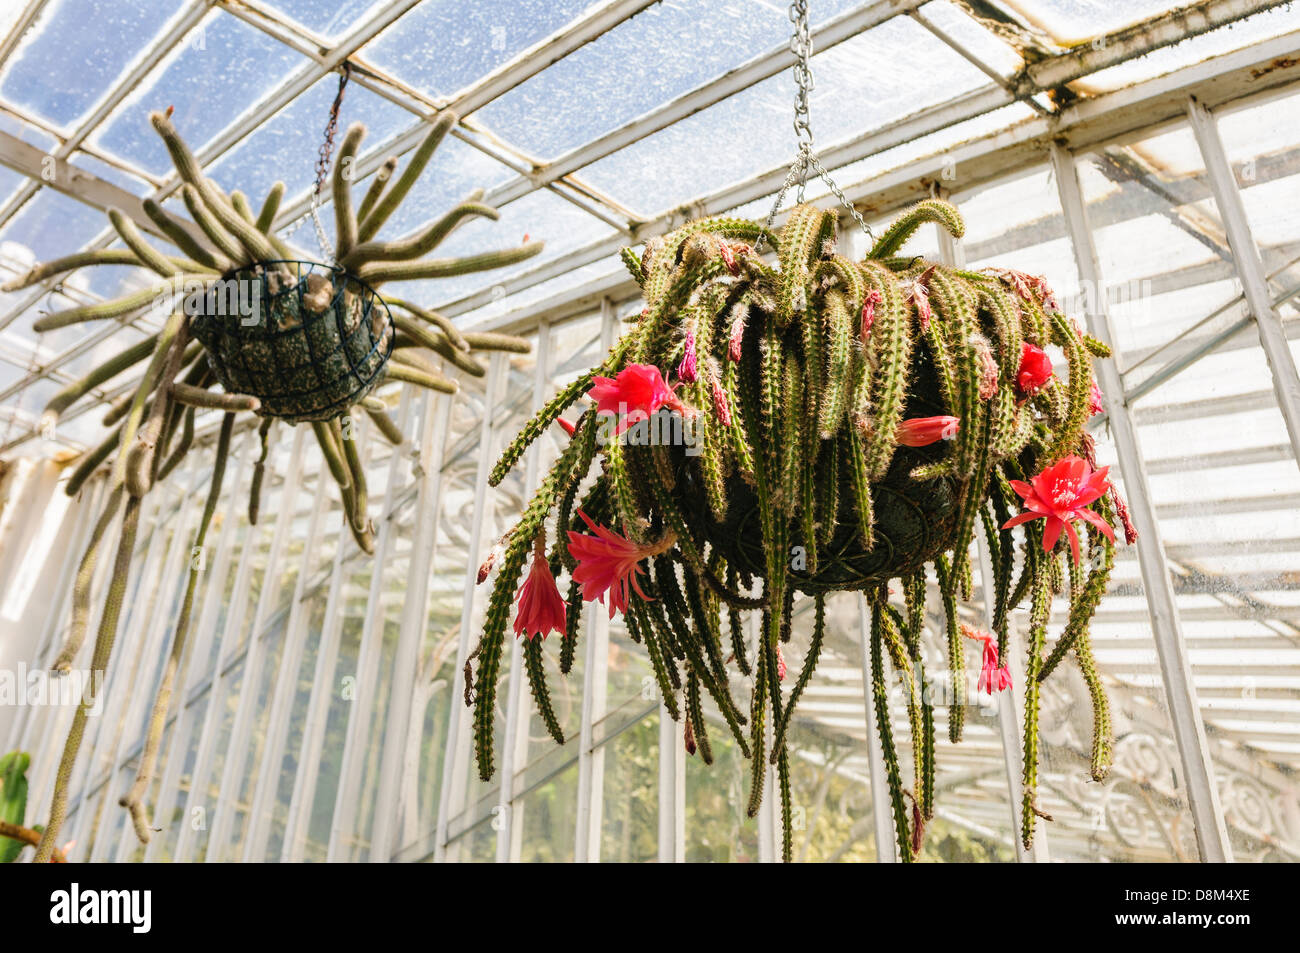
top-left (728, 314), bottom-right (746, 362)
top-left (861, 289), bottom-right (883, 341)
top-left (712, 379), bottom-right (732, 426)
top-left (905, 268), bottom-right (935, 329)
top-left (1088, 379), bottom-right (1105, 417)
top-left (567, 511), bottom-right (676, 619)
top-left (678, 331), bottom-right (698, 383)
top-left (961, 623), bottom-right (1012, 694)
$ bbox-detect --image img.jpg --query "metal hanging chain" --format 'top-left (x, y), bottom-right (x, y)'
top-left (310, 62), bottom-right (351, 264)
top-left (758, 0), bottom-right (872, 253)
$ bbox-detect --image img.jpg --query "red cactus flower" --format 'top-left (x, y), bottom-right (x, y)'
top-left (555, 416), bottom-right (577, 437)
top-left (1016, 342), bottom-right (1053, 397)
top-left (1088, 379), bottom-right (1105, 417)
top-left (513, 537), bottom-right (566, 641)
top-left (861, 289), bottom-right (883, 341)
top-left (897, 415), bottom-right (959, 447)
top-left (678, 331), bottom-right (697, 383)
top-left (1002, 456), bottom-right (1115, 565)
top-left (589, 363), bottom-right (685, 436)
top-left (567, 511), bottom-right (676, 619)
top-left (712, 379), bottom-right (732, 426)
top-left (777, 643), bottom-right (787, 681)
top-left (961, 623), bottom-right (1012, 694)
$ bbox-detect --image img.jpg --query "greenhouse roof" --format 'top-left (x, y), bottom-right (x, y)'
top-left (0, 0), bottom-right (1296, 456)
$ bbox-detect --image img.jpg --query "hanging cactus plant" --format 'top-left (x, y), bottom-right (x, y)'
top-left (7, 106), bottom-right (540, 862)
top-left (472, 199), bottom-right (1137, 862)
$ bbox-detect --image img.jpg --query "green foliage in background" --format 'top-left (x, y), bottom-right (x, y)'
top-left (1, 751), bottom-right (31, 863)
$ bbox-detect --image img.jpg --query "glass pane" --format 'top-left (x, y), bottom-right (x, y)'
top-left (91, 11), bottom-right (309, 179)
top-left (0, 0), bottom-right (185, 128)
top-left (363, 0), bottom-right (594, 101)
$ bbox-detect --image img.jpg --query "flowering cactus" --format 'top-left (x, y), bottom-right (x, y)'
top-left (11, 107), bottom-right (539, 862)
top-left (471, 199), bottom-right (1132, 862)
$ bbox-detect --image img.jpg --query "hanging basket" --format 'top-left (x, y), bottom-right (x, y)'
top-left (473, 199), bottom-right (1130, 864)
top-left (666, 329), bottom-right (967, 593)
top-left (189, 259), bottom-right (394, 422)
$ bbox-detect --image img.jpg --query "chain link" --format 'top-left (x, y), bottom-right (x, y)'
top-left (755, 0), bottom-right (872, 255)
top-left (310, 63), bottom-right (351, 264)
top-left (789, 0), bottom-right (814, 148)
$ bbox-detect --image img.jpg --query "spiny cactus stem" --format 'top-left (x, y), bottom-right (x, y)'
top-left (148, 197), bottom-right (232, 273)
top-left (383, 296), bottom-right (469, 352)
top-left (770, 593), bottom-right (824, 761)
top-left (167, 381), bottom-right (261, 412)
top-left (43, 333), bottom-right (160, 422)
top-left (870, 596), bottom-right (913, 862)
top-left (31, 276), bottom-right (201, 332)
top-left (338, 416), bottom-right (370, 536)
top-left (357, 241), bottom-right (544, 286)
top-left (255, 181), bottom-right (286, 233)
top-left (310, 419), bottom-right (352, 490)
top-left (385, 358), bottom-right (458, 395)
top-left (357, 110), bottom-right (458, 244)
top-left (2, 249), bottom-right (194, 293)
top-left (355, 157), bottom-right (398, 226)
top-left (523, 634), bottom-right (565, 745)
top-left (197, 176), bottom-right (279, 263)
top-left (113, 309), bottom-right (185, 492)
top-left (332, 123), bottom-right (366, 260)
top-left (35, 494), bottom-right (142, 863)
top-left (392, 313), bottom-right (485, 377)
top-left (363, 404), bottom-right (405, 445)
top-left (460, 331), bottom-right (531, 354)
top-left (344, 199), bottom-right (499, 268)
top-left (119, 412), bottom-right (234, 844)
top-left (869, 198), bottom-right (966, 260)
top-left (249, 417), bottom-right (273, 525)
top-left (108, 208), bottom-right (181, 279)
top-left (156, 404), bottom-right (196, 483)
top-left (180, 183), bottom-right (246, 264)
top-left (124, 321), bottom-right (189, 499)
top-left (1020, 557), bottom-right (1051, 849)
top-left (52, 484), bottom-right (125, 673)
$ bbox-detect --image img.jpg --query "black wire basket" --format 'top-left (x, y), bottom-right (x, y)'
top-left (189, 260), bottom-right (394, 422)
top-left (669, 333), bottom-right (969, 595)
